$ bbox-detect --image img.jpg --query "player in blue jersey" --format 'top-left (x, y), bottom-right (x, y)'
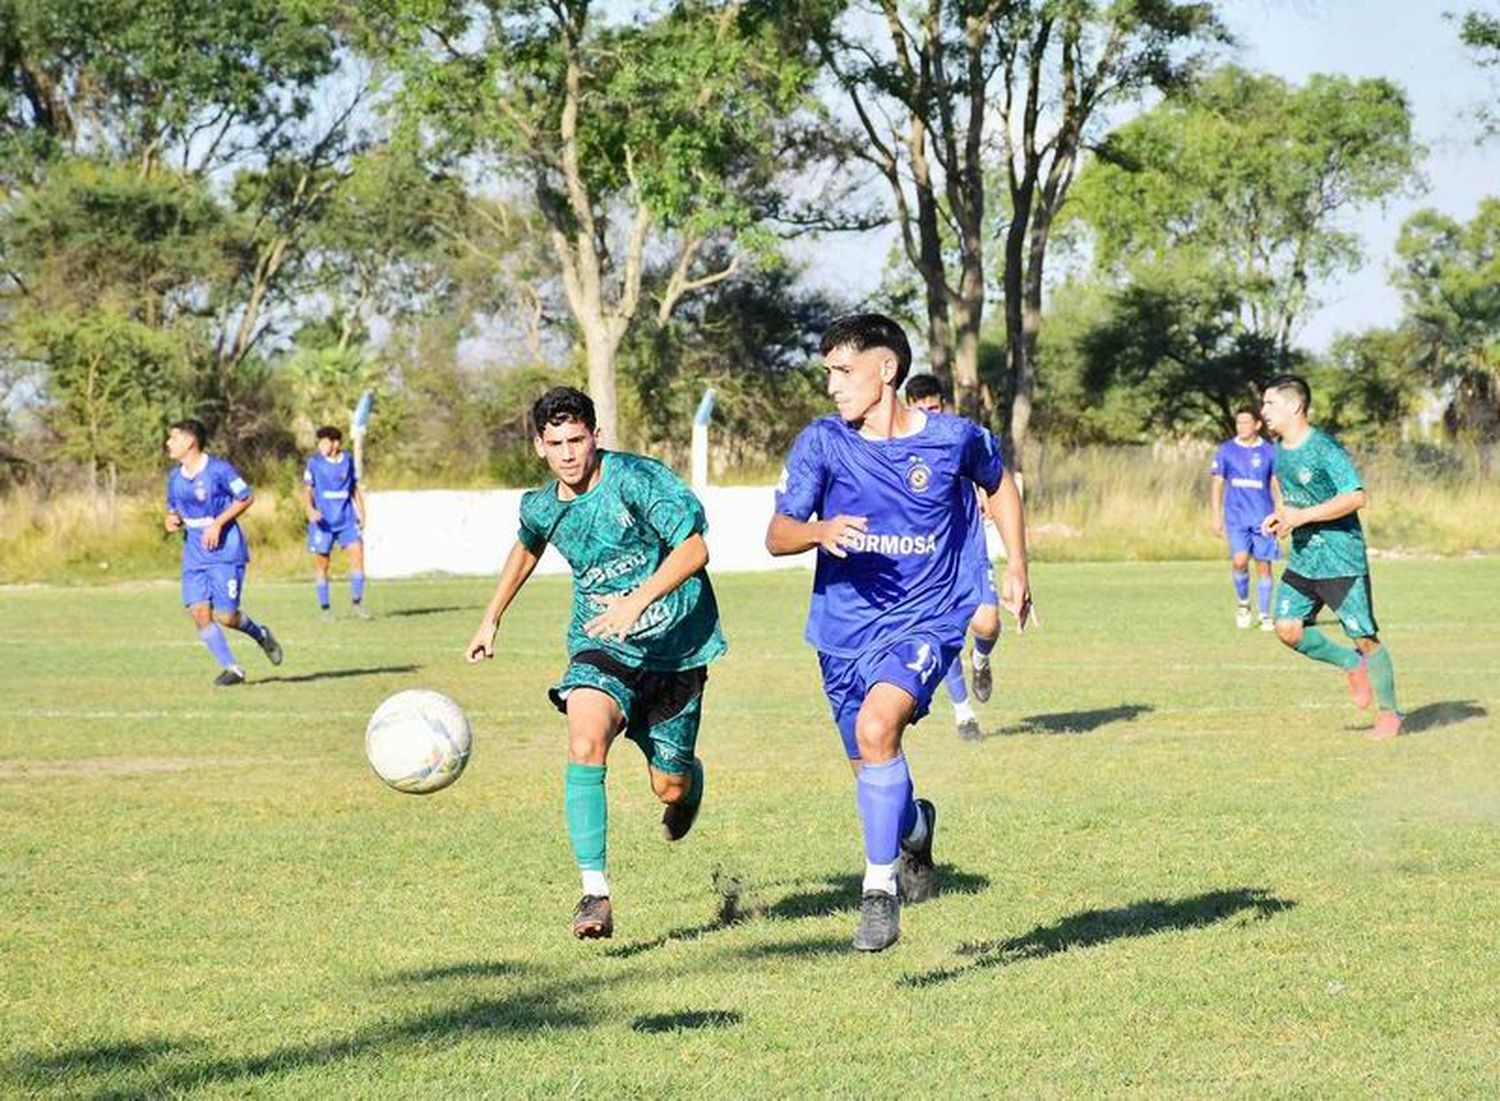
top-left (767, 314), bottom-right (1032, 952)
top-left (1210, 408), bottom-right (1281, 631)
top-left (163, 419), bottom-right (283, 685)
top-left (302, 426), bottom-right (369, 620)
top-left (904, 374), bottom-right (1002, 741)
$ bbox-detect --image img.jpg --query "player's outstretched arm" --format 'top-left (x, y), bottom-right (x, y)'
top-left (584, 532), bottom-right (709, 641)
top-left (765, 513), bottom-right (867, 558)
top-left (466, 540), bottom-right (542, 662)
top-left (986, 469), bottom-right (1034, 629)
top-left (1210, 475), bottom-right (1225, 535)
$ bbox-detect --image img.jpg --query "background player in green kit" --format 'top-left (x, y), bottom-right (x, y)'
top-left (1260, 375), bottom-right (1404, 740)
top-left (464, 387), bottom-right (727, 939)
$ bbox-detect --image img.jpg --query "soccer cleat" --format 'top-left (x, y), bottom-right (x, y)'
top-left (351, 603), bottom-right (373, 621)
top-left (956, 717), bottom-right (981, 742)
top-left (1259, 614), bottom-right (1275, 632)
top-left (661, 758), bottom-right (704, 842)
top-left (898, 798), bottom-right (938, 903)
top-left (318, 608), bottom-right (337, 623)
top-left (1346, 658), bottom-right (1373, 710)
top-left (213, 667), bottom-right (246, 687)
top-left (571, 895), bottom-right (614, 939)
top-left (1235, 605), bottom-right (1253, 629)
top-left (1369, 711), bottom-right (1404, 742)
top-left (258, 627), bottom-right (283, 666)
top-left (852, 891), bottom-right (900, 952)
top-left (971, 654), bottom-right (993, 702)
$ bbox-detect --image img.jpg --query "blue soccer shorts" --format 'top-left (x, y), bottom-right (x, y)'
top-left (1226, 522), bottom-right (1281, 562)
top-left (181, 563), bottom-right (246, 611)
top-left (307, 518), bottom-right (362, 555)
top-left (818, 629), bottom-right (965, 760)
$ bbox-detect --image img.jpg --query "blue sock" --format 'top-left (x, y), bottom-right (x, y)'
top-left (974, 632), bottom-right (996, 656)
top-left (230, 613), bottom-right (268, 643)
top-left (942, 655), bottom-right (968, 705)
top-left (1232, 568), bottom-right (1250, 601)
top-left (856, 754), bottom-right (914, 865)
top-left (1258, 576), bottom-right (1274, 616)
top-left (315, 579), bottom-right (330, 608)
top-left (198, 624), bottom-right (237, 668)
top-left (351, 573), bottom-right (366, 603)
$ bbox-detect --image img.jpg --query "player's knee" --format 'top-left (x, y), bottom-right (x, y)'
top-left (189, 606), bottom-right (212, 628)
top-left (853, 715), bottom-right (900, 760)
top-left (1231, 553), bottom-right (1250, 570)
top-left (1274, 621), bottom-right (1303, 648)
top-left (971, 605), bottom-right (1000, 639)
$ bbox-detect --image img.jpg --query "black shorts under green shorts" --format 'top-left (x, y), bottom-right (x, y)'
top-left (548, 649), bottom-right (707, 775)
top-left (1275, 570), bottom-right (1379, 639)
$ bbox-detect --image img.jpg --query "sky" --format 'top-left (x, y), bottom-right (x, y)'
top-left (797, 0), bottom-right (1498, 354)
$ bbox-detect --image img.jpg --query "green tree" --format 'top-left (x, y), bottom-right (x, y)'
top-left (1458, 7), bottom-right (1499, 139)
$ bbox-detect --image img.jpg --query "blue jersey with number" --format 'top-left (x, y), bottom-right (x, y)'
top-left (303, 451), bottom-right (358, 530)
top-left (166, 456), bottom-right (252, 567)
top-left (1210, 438), bottom-right (1277, 527)
top-left (775, 412), bottom-right (1004, 657)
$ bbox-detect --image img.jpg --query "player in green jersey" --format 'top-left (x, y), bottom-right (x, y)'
top-left (1259, 375), bottom-right (1403, 740)
top-left (465, 387), bottom-right (728, 938)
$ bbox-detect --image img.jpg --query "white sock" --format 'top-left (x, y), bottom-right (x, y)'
top-left (971, 650), bottom-right (990, 671)
top-left (902, 804), bottom-right (929, 848)
top-left (954, 700), bottom-right (977, 724)
top-left (581, 869), bottom-right (610, 898)
top-left (863, 861), bottom-right (898, 896)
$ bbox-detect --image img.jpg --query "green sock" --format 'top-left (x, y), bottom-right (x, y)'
top-left (684, 758), bottom-right (704, 813)
top-left (1294, 627), bottom-right (1363, 671)
top-left (1366, 645), bottom-right (1400, 711)
top-left (564, 763), bottom-right (608, 873)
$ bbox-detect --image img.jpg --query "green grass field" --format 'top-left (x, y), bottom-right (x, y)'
top-left (3, 561), bottom-right (1498, 1097)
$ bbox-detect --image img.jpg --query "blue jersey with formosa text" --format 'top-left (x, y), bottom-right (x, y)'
top-left (775, 412), bottom-right (1004, 657)
top-left (303, 450), bottom-right (359, 530)
top-left (1210, 437), bottom-right (1277, 528)
top-left (165, 456), bottom-right (252, 567)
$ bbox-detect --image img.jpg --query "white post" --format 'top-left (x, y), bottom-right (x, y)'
top-left (350, 389), bottom-right (374, 480)
top-left (691, 387), bottom-right (716, 490)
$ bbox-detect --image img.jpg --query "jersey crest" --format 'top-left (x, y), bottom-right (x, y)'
top-left (905, 456), bottom-right (932, 494)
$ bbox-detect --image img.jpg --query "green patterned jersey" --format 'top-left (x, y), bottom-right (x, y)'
top-left (1276, 428), bottom-right (1368, 578)
top-left (517, 451), bottom-right (726, 672)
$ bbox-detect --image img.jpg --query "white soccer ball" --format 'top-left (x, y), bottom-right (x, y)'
top-left (365, 689), bottom-right (472, 794)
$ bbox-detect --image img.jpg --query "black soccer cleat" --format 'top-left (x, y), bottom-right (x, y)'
top-left (956, 717), bottom-right (982, 742)
top-left (571, 895), bottom-right (614, 940)
top-left (213, 667), bottom-right (246, 687)
top-left (852, 891), bottom-right (900, 952)
top-left (971, 656), bottom-right (993, 703)
top-left (661, 758), bottom-right (704, 842)
top-left (898, 798), bottom-right (938, 904)
top-left (258, 627), bottom-right (283, 666)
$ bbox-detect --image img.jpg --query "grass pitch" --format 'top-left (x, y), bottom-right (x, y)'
top-left (2, 560), bottom-right (1498, 1097)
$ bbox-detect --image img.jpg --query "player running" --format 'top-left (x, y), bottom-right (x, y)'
top-left (464, 386), bottom-right (727, 940)
top-left (1259, 375), bottom-right (1403, 740)
top-left (1210, 407), bottom-right (1281, 630)
top-left (904, 373), bottom-right (1002, 740)
top-left (163, 419), bottom-right (283, 685)
top-left (302, 426), bottom-right (369, 620)
top-left (767, 314), bottom-right (1032, 952)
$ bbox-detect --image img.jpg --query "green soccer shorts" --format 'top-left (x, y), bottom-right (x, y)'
top-left (549, 649), bottom-right (707, 775)
top-left (1275, 570), bottom-right (1379, 639)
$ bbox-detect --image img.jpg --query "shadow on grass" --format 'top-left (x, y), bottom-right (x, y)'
top-left (902, 887), bottom-right (1295, 988)
top-left (384, 959), bottom-right (521, 984)
top-left (986, 703), bottom-right (1154, 738)
top-left (732, 934), bottom-right (849, 959)
top-left (1403, 700), bottom-right (1487, 735)
top-left (385, 605), bottom-right (478, 619)
top-left (256, 663), bottom-right (421, 685)
top-left (630, 1009), bottom-right (743, 1034)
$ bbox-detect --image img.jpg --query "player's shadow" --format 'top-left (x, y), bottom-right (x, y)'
top-left (767, 865), bottom-right (990, 921)
top-left (385, 605), bottom-right (478, 618)
top-left (1402, 700), bottom-right (1487, 735)
top-left (630, 1009), bottom-right (743, 1034)
top-left (986, 703), bottom-right (1154, 738)
top-left (255, 663), bottom-right (421, 685)
top-left (384, 959), bottom-right (521, 984)
top-left (732, 934), bottom-right (849, 959)
top-left (900, 887), bottom-right (1296, 988)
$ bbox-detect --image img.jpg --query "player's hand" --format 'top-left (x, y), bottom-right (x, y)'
top-left (1262, 507), bottom-right (1300, 538)
top-left (465, 621), bottom-right (497, 662)
top-left (164, 511), bottom-right (183, 534)
top-left (585, 592), bottom-right (646, 641)
top-left (816, 515), bottom-right (868, 558)
top-left (1211, 516), bottom-right (1224, 537)
top-left (1000, 564), bottom-right (1037, 632)
top-left (202, 521), bottom-right (223, 551)
top-left (307, 509), bottom-right (323, 523)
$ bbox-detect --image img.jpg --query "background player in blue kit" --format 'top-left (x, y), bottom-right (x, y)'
top-left (163, 419), bottom-right (283, 685)
top-left (905, 374), bottom-right (1002, 741)
top-left (766, 313), bottom-right (1032, 952)
top-left (302, 426), bottom-right (369, 620)
top-left (1210, 408), bottom-right (1281, 630)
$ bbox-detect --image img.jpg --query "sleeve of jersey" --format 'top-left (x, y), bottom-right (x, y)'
top-left (1326, 440), bottom-right (1364, 494)
top-left (222, 461), bottom-right (252, 501)
top-left (516, 491), bottom-right (548, 555)
top-left (633, 460), bottom-right (707, 547)
top-left (1209, 446), bottom-right (1225, 477)
top-left (302, 462), bottom-right (313, 486)
top-left (774, 424), bottom-right (826, 521)
top-left (961, 423), bottom-right (1004, 494)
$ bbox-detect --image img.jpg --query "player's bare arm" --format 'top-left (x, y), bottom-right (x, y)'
top-left (164, 509), bottom-right (183, 534)
top-left (1263, 488), bottom-right (1368, 537)
top-left (765, 512), bottom-right (868, 558)
top-left (985, 469), bottom-right (1034, 629)
top-left (466, 540), bottom-right (542, 661)
top-left (204, 494), bottom-right (254, 551)
top-left (300, 482), bottom-right (323, 524)
top-left (1210, 475), bottom-right (1225, 535)
top-left (584, 532), bottom-right (709, 642)
top-left (353, 484), bottom-right (366, 528)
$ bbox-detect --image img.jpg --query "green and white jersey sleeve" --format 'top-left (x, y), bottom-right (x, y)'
top-left (517, 451), bottom-right (726, 672)
top-left (1276, 428), bottom-right (1369, 578)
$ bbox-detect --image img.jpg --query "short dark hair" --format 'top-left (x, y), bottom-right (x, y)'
top-left (315, 425), bottom-right (343, 442)
top-left (170, 418), bottom-right (208, 450)
top-left (531, 386), bottom-right (596, 436)
top-left (904, 374), bottom-right (947, 405)
top-left (1234, 406), bottom-right (1261, 421)
top-left (820, 313), bottom-right (913, 389)
top-left (1263, 374), bottom-right (1311, 414)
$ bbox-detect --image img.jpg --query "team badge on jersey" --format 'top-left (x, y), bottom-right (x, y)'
top-left (1298, 469), bottom-right (1313, 484)
top-left (905, 457), bottom-right (932, 494)
top-left (194, 482), bottom-right (207, 501)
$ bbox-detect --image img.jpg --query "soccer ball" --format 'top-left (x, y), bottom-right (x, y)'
top-left (365, 689), bottom-right (472, 794)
